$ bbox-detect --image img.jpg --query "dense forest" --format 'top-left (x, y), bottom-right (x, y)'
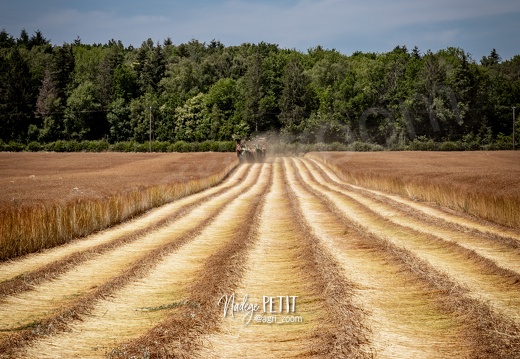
top-left (1, 28), bottom-right (519, 151)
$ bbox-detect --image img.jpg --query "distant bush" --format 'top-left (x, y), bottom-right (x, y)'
top-left (4, 141), bottom-right (25, 152)
top-left (439, 141), bottom-right (463, 151)
top-left (0, 138), bottom-right (515, 153)
top-left (111, 141), bottom-right (135, 152)
top-left (491, 133), bottom-right (513, 150)
top-left (132, 142), bottom-right (149, 152)
top-left (151, 141), bottom-right (170, 152)
top-left (347, 141), bottom-right (384, 152)
top-left (26, 141), bottom-right (42, 152)
top-left (171, 141), bottom-right (189, 152)
top-left (86, 140), bottom-right (110, 152)
top-left (408, 136), bottom-right (438, 151)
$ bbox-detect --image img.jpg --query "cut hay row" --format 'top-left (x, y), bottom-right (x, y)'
top-left (102, 163), bottom-right (272, 358)
top-left (296, 158), bottom-right (520, 322)
top-left (307, 159), bottom-right (520, 276)
top-left (0, 154), bottom-right (238, 261)
top-left (0, 164), bottom-right (251, 298)
top-left (284, 158), bottom-right (469, 358)
top-left (196, 159), bottom-right (369, 358)
top-left (1, 154), bottom-right (519, 357)
top-left (0, 164), bottom-right (265, 357)
top-left (306, 157), bottom-right (520, 243)
top-left (297, 158), bottom-right (520, 323)
top-left (293, 158), bottom-right (520, 357)
top-left (0, 164), bottom-right (262, 341)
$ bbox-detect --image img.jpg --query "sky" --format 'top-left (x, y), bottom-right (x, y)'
top-left (1, 0), bottom-right (519, 61)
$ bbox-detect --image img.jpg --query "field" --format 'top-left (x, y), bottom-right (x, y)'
top-left (1, 152), bottom-right (520, 358)
top-left (0, 152), bottom-right (238, 260)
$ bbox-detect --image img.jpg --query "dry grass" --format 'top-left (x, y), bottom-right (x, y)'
top-left (196, 159), bottom-right (370, 358)
top-left (291, 157), bottom-right (520, 358)
top-left (0, 152), bottom-right (237, 261)
top-left (2, 154), bottom-right (520, 357)
top-left (107, 164), bottom-right (272, 358)
top-left (307, 151), bottom-right (520, 229)
top-left (0, 164), bottom-right (264, 358)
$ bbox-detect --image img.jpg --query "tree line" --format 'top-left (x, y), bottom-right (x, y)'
top-left (1, 29), bottom-right (519, 150)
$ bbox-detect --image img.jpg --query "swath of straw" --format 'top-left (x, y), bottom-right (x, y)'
top-left (106, 164), bottom-right (272, 358)
top-left (295, 157), bottom-right (520, 359)
top-left (0, 165), bottom-right (263, 358)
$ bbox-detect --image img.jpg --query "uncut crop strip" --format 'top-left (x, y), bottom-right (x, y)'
top-left (284, 157), bottom-right (470, 358)
top-left (0, 164), bottom-right (251, 298)
top-left (306, 158), bottom-right (520, 276)
top-left (0, 156), bottom-right (238, 261)
top-left (305, 152), bottom-right (520, 229)
top-left (196, 159), bottom-right (369, 358)
top-left (0, 164), bottom-right (264, 357)
top-left (16, 164), bottom-right (272, 359)
top-left (293, 158), bottom-right (520, 357)
top-left (306, 157), bottom-right (520, 243)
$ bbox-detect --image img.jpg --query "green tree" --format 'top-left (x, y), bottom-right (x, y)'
top-left (241, 53), bottom-right (264, 133)
top-left (481, 48), bottom-right (501, 67)
top-left (17, 29), bottom-right (29, 48)
top-left (205, 78), bottom-right (243, 140)
top-left (135, 39), bottom-right (165, 94)
top-left (35, 68), bottom-right (63, 141)
top-left (129, 93), bottom-right (159, 142)
top-left (279, 55), bottom-right (317, 141)
top-left (107, 97), bottom-right (131, 142)
top-left (97, 41), bottom-right (125, 106)
top-left (0, 48), bottom-right (34, 141)
top-left (51, 44), bottom-right (75, 100)
top-left (29, 30), bottom-right (49, 48)
top-left (0, 29), bottom-right (15, 48)
top-left (113, 63), bottom-right (139, 101)
top-left (173, 93), bottom-right (210, 142)
top-left (64, 81), bottom-right (104, 140)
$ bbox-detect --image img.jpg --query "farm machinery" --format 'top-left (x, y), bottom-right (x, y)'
top-left (236, 137), bottom-right (267, 163)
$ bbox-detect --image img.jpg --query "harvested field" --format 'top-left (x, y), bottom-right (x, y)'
top-left (1, 152), bottom-right (520, 358)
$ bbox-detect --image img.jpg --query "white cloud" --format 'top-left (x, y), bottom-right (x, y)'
top-left (34, 8), bottom-right (170, 45)
top-left (2, 0), bottom-right (517, 58)
top-left (160, 0), bottom-right (519, 49)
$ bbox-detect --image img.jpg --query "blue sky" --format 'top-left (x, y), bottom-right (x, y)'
top-left (1, 0), bottom-right (519, 61)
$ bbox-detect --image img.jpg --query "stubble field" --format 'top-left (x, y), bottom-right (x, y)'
top-left (1, 151), bottom-right (520, 358)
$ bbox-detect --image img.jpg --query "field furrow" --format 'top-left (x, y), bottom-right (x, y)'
top-left (196, 159), bottom-right (369, 358)
top-left (2, 153), bottom-right (519, 358)
top-left (16, 163), bottom-right (272, 359)
top-left (285, 158), bottom-right (469, 358)
top-left (0, 164), bottom-right (263, 356)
